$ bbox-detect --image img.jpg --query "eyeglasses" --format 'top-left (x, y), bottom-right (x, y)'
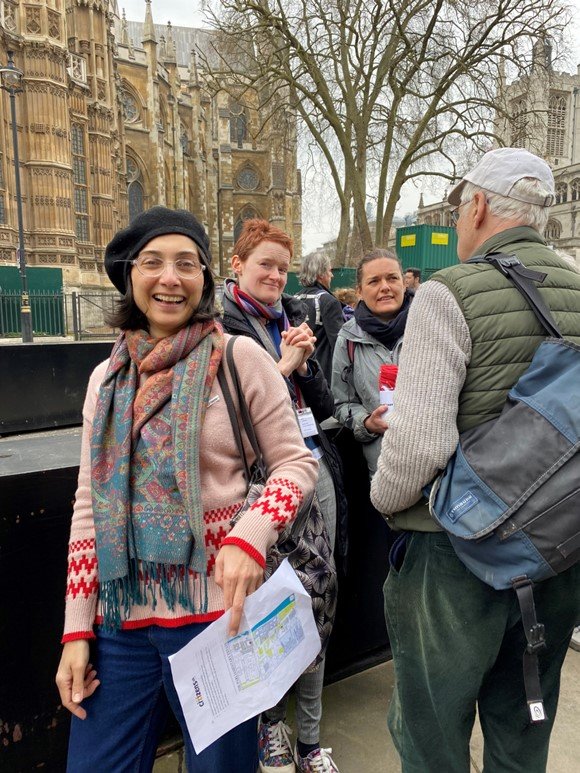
top-left (450, 198), bottom-right (473, 225)
top-left (130, 256), bottom-right (206, 280)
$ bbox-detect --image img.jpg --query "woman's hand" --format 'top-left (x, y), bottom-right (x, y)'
top-left (214, 544), bottom-right (264, 637)
top-left (364, 405), bottom-right (390, 435)
top-left (55, 640), bottom-right (100, 720)
top-left (278, 324), bottom-right (316, 377)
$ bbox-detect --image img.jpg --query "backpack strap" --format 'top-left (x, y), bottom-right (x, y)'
top-left (469, 252), bottom-right (562, 339)
top-left (295, 290), bottom-right (324, 326)
top-left (346, 339), bottom-right (355, 365)
top-left (512, 576), bottom-right (548, 724)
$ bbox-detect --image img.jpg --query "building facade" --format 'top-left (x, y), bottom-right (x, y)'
top-left (417, 42), bottom-right (580, 267)
top-left (0, 0), bottom-right (302, 291)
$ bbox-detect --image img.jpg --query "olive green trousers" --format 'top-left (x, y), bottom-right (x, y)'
top-left (384, 532), bottom-right (580, 773)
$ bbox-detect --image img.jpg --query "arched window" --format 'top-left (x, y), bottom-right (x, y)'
top-left (234, 205), bottom-right (260, 242)
top-left (120, 83), bottom-right (140, 123)
top-left (510, 98), bottom-right (527, 148)
top-left (126, 155), bottom-right (145, 221)
top-left (230, 100), bottom-right (248, 148)
top-left (159, 102), bottom-right (167, 134)
top-left (546, 94), bottom-right (567, 157)
top-left (545, 219), bottom-right (562, 241)
top-left (555, 182), bottom-right (567, 205)
top-left (128, 182), bottom-right (144, 222)
top-left (571, 179), bottom-right (580, 202)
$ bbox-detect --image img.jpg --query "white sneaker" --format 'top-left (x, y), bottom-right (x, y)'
top-left (294, 744), bottom-right (339, 773)
top-left (258, 719), bottom-right (296, 773)
top-left (570, 625), bottom-right (580, 652)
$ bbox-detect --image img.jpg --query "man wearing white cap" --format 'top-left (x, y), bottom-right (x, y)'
top-left (370, 147), bottom-right (580, 772)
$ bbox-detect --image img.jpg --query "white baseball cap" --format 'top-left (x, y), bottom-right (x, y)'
top-left (447, 148), bottom-right (555, 208)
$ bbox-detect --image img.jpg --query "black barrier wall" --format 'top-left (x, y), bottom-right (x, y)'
top-left (0, 430), bottom-right (81, 770)
top-left (0, 341), bottom-right (113, 435)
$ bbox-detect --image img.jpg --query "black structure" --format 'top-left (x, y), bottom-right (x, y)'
top-left (0, 341), bottom-right (113, 434)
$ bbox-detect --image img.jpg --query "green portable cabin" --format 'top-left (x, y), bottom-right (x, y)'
top-left (287, 267), bottom-right (357, 295)
top-left (395, 224), bottom-right (459, 279)
top-left (0, 266), bottom-right (65, 336)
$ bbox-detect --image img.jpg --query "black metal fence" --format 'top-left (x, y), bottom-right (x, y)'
top-left (0, 290), bottom-right (119, 340)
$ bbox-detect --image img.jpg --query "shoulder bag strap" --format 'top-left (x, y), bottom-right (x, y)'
top-left (225, 337), bottom-right (315, 538)
top-left (469, 252), bottom-right (562, 339)
top-left (225, 338), bottom-right (266, 473)
top-left (217, 338), bottom-right (252, 484)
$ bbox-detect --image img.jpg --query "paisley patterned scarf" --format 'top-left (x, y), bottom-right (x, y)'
top-left (90, 320), bottom-right (223, 628)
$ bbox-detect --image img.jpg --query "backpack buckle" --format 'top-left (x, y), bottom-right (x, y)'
top-left (487, 253), bottom-right (520, 273)
top-left (526, 622), bottom-right (546, 654)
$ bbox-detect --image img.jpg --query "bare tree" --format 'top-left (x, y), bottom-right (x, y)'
top-left (202, 0), bottom-right (568, 260)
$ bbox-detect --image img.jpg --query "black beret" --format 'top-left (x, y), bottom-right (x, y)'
top-left (104, 206), bottom-right (212, 294)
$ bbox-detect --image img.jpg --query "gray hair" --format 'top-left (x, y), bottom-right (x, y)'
top-left (299, 253), bottom-right (332, 286)
top-left (461, 178), bottom-right (551, 233)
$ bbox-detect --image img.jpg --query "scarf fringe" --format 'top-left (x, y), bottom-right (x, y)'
top-left (99, 559), bottom-right (209, 630)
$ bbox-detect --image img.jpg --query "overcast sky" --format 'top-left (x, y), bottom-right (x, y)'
top-left (119, 0), bottom-right (580, 250)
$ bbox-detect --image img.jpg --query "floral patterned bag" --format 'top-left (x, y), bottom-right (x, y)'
top-left (217, 338), bottom-right (337, 667)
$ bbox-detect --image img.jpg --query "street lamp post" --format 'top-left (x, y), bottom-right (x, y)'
top-left (0, 50), bottom-right (33, 342)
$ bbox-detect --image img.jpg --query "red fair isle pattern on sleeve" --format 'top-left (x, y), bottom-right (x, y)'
top-left (66, 538), bottom-right (99, 600)
top-left (204, 502), bottom-right (242, 575)
top-left (249, 478), bottom-right (304, 529)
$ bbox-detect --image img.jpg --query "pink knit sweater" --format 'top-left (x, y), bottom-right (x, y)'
top-left (63, 334), bottom-right (318, 642)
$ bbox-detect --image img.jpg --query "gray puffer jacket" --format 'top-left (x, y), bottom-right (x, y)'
top-left (331, 319), bottom-right (403, 476)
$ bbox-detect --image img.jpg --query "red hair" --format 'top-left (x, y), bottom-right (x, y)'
top-left (233, 218), bottom-right (293, 262)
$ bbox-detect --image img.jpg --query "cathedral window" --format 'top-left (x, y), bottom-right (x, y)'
top-left (555, 182), bottom-right (567, 205)
top-left (121, 88), bottom-right (140, 123)
top-left (129, 182), bottom-right (144, 222)
top-left (237, 165), bottom-right (260, 191)
top-left (1, 1), bottom-right (18, 33)
top-left (127, 155), bottom-right (144, 222)
top-left (234, 205), bottom-right (260, 242)
top-left (545, 219), bottom-right (562, 241)
top-left (230, 100), bottom-right (248, 148)
top-left (546, 94), bottom-right (567, 158)
top-left (180, 130), bottom-right (191, 156)
top-left (71, 124), bottom-right (89, 242)
top-left (571, 179), bottom-right (580, 202)
top-left (510, 98), bottom-right (527, 148)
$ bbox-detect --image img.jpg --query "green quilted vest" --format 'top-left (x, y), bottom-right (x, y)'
top-left (430, 227), bottom-right (580, 433)
top-left (391, 227), bottom-right (580, 533)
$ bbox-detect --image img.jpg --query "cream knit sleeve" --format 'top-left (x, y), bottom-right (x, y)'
top-left (370, 280), bottom-right (471, 515)
top-left (62, 359), bottom-right (109, 641)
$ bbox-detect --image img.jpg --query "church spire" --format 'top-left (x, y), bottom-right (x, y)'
top-left (143, 0), bottom-right (156, 44)
top-left (121, 8), bottom-right (129, 46)
top-left (189, 47), bottom-right (199, 87)
top-left (165, 21), bottom-right (177, 63)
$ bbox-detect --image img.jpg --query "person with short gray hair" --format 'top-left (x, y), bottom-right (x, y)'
top-left (295, 253), bottom-right (344, 384)
top-left (370, 147), bottom-right (580, 772)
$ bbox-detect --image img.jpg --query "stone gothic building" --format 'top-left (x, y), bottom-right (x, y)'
top-left (417, 42), bottom-right (580, 266)
top-left (0, 0), bottom-right (302, 290)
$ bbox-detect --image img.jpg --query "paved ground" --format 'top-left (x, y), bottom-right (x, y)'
top-left (154, 647), bottom-right (580, 772)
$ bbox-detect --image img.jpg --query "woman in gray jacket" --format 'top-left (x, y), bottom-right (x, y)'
top-left (332, 250), bottom-right (412, 477)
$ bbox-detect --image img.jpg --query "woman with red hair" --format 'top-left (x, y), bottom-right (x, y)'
top-left (222, 219), bottom-right (342, 773)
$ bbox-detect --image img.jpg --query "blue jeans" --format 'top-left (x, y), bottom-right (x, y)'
top-left (67, 624), bottom-right (258, 773)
